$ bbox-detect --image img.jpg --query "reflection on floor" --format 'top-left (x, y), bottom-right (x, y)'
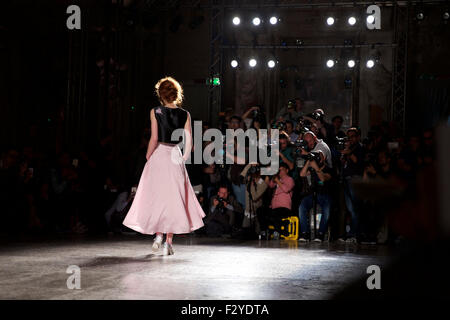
top-left (0, 233), bottom-right (394, 299)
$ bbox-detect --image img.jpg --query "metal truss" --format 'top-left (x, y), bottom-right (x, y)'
top-left (207, 0), bottom-right (224, 127)
top-left (391, 2), bottom-right (409, 133)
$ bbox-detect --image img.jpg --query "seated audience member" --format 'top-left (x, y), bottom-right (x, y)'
top-left (205, 184), bottom-right (244, 237)
top-left (257, 163), bottom-right (295, 237)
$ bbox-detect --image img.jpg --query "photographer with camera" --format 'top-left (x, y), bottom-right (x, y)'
top-left (257, 163), bottom-right (295, 239)
top-left (300, 131), bottom-right (332, 169)
top-left (277, 133), bottom-right (295, 172)
top-left (338, 127), bottom-right (365, 243)
top-left (298, 151), bottom-right (334, 242)
top-left (302, 108), bottom-right (335, 145)
top-left (205, 184), bottom-right (244, 237)
top-left (238, 162), bottom-right (269, 236)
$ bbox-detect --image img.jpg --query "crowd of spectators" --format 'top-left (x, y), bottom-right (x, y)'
top-left (0, 99), bottom-right (437, 245)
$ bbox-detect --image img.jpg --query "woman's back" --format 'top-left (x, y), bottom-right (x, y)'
top-left (154, 106), bottom-right (188, 144)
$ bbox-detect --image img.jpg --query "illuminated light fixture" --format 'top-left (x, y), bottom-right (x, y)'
top-left (269, 16), bottom-right (278, 25)
top-left (326, 59), bottom-right (335, 68)
top-left (348, 16), bottom-right (357, 26)
top-left (443, 11), bottom-right (449, 21)
top-left (366, 59), bottom-right (375, 68)
top-left (232, 17), bottom-right (240, 25)
top-left (252, 17), bottom-right (261, 26)
top-left (249, 58), bottom-right (257, 67)
top-left (366, 15), bottom-right (375, 24)
top-left (327, 17), bottom-right (335, 26)
top-left (231, 60), bottom-right (238, 68)
top-left (416, 12), bottom-right (424, 20)
top-left (347, 60), bottom-right (356, 68)
top-left (267, 60), bottom-right (276, 68)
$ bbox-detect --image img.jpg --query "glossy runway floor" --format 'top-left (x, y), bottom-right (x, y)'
top-left (0, 234), bottom-right (394, 299)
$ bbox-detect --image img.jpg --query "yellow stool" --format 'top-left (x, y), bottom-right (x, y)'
top-left (268, 216), bottom-right (299, 240)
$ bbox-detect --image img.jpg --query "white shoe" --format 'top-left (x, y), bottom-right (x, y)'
top-left (152, 234), bottom-right (163, 252)
top-left (162, 242), bottom-right (174, 256)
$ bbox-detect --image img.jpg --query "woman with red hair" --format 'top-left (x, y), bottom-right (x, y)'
top-left (123, 76), bottom-right (206, 255)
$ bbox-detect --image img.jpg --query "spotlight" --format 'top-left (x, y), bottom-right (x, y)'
top-left (252, 17), bottom-right (261, 26)
top-left (232, 17), bottom-right (240, 25)
top-left (366, 59), bottom-right (375, 68)
top-left (347, 60), bottom-right (356, 68)
top-left (326, 59), bottom-right (335, 68)
top-left (269, 16), bottom-right (278, 25)
top-left (326, 17), bottom-right (335, 26)
top-left (416, 12), bottom-right (424, 20)
top-left (348, 16), bottom-right (357, 26)
top-left (366, 15), bottom-right (375, 24)
top-left (231, 60), bottom-right (238, 68)
top-left (249, 58), bottom-right (257, 67)
top-left (267, 60), bottom-right (276, 68)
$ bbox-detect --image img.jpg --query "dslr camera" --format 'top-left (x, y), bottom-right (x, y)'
top-left (335, 136), bottom-right (348, 151)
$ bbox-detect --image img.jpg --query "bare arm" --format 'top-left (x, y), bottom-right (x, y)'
top-left (146, 109), bottom-right (159, 160)
top-left (183, 111), bottom-right (192, 161)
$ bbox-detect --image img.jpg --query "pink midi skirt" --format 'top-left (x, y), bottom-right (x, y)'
top-left (122, 142), bottom-right (206, 235)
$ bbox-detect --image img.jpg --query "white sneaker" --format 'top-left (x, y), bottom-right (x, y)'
top-left (152, 234), bottom-right (163, 252)
top-left (162, 242), bottom-right (174, 256)
top-left (313, 238), bottom-right (322, 243)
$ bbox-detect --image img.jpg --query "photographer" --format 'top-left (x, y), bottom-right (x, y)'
top-left (277, 133), bottom-right (295, 172)
top-left (239, 163), bottom-right (269, 235)
top-left (205, 184), bottom-right (244, 237)
top-left (338, 127), bottom-right (365, 243)
top-left (242, 106), bottom-right (266, 130)
top-left (298, 154), bottom-right (333, 242)
top-left (257, 163), bottom-right (295, 238)
top-left (275, 99), bottom-right (303, 122)
top-left (302, 109), bottom-right (335, 144)
top-left (301, 131), bottom-right (332, 169)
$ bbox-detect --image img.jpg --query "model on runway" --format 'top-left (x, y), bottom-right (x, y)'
top-left (122, 76), bottom-right (206, 255)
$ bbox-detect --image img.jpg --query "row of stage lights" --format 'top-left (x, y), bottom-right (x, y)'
top-left (231, 15), bottom-right (375, 27)
top-left (230, 58), bottom-right (379, 69)
top-left (232, 16), bottom-right (280, 26)
top-left (232, 10), bottom-right (450, 27)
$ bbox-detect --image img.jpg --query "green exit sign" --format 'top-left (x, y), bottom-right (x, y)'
top-left (207, 77), bottom-right (221, 86)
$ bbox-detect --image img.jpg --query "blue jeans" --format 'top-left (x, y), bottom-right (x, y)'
top-left (298, 193), bottom-right (331, 234)
top-left (343, 176), bottom-right (359, 237)
top-left (232, 183), bottom-right (246, 208)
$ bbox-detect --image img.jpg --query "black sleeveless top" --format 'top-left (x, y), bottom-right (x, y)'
top-left (154, 105), bottom-right (189, 144)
